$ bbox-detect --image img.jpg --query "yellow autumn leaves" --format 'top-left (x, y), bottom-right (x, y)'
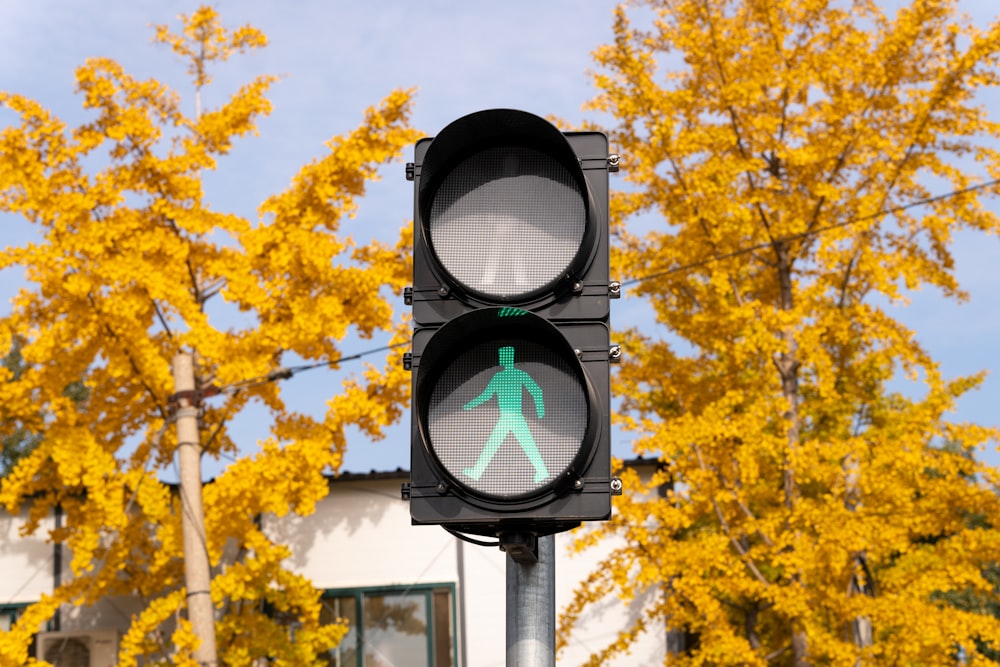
top-left (560, 0), bottom-right (1000, 664)
top-left (3, 1), bottom-right (1000, 665)
top-left (1, 5), bottom-right (416, 665)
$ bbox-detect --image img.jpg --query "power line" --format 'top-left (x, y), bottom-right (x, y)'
top-left (182, 340), bottom-right (409, 466)
top-left (222, 341), bottom-right (409, 393)
top-left (207, 178), bottom-right (1000, 395)
top-left (620, 178), bottom-right (1000, 288)
top-left (284, 341), bottom-right (409, 376)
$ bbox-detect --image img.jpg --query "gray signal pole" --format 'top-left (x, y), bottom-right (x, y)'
top-left (172, 353), bottom-right (218, 666)
top-left (505, 534), bottom-right (556, 667)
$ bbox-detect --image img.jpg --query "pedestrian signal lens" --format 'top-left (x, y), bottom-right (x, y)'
top-left (428, 339), bottom-right (587, 499)
top-left (427, 146), bottom-right (586, 301)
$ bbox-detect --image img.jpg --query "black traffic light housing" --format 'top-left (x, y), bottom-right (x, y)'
top-left (407, 109), bottom-right (615, 539)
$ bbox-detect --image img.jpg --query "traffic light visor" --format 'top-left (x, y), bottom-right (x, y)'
top-left (418, 110), bottom-right (598, 303)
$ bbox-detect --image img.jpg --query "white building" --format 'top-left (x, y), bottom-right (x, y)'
top-left (0, 463), bottom-right (666, 666)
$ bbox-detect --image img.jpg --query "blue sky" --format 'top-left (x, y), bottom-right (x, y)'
top-left (1, 0), bottom-right (998, 479)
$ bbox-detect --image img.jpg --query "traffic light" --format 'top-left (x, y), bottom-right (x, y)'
top-left (406, 109), bottom-right (616, 540)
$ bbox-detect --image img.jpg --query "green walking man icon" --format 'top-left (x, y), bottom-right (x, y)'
top-left (462, 345), bottom-right (550, 484)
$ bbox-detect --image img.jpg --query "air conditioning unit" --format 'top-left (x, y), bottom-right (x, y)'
top-left (37, 630), bottom-right (118, 667)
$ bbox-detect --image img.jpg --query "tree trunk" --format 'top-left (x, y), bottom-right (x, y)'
top-left (773, 241), bottom-right (810, 667)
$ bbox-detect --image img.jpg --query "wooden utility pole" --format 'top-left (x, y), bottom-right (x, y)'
top-left (172, 352), bottom-right (218, 666)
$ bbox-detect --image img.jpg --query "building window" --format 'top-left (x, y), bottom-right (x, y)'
top-left (320, 584), bottom-right (456, 667)
top-left (0, 604), bottom-right (26, 633)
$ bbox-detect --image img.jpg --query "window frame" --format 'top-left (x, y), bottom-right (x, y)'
top-left (321, 583), bottom-right (458, 667)
top-left (0, 603), bottom-right (28, 633)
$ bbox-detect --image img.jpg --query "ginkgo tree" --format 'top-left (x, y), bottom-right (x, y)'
top-left (559, 0), bottom-right (1000, 665)
top-left (0, 6), bottom-right (417, 666)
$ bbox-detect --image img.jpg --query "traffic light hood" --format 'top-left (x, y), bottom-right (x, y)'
top-left (417, 109), bottom-right (587, 219)
top-left (415, 109), bottom-right (602, 305)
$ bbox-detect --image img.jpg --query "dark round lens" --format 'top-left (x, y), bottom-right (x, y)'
top-left (428, 146), bottom-right (586, 301)
top-left (427, 336), bottom-right (587, 499)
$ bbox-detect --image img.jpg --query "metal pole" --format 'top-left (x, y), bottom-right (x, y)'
top-left (456, 538), bottom-right (470, 667)
top-left (173, 353), bottom-right (218, 667)
top-left (506, 534), bottom-right (555, 667)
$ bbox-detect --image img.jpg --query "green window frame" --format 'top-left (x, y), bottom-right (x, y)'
top-left (320, 583), bottom-right (458, 667)
top-left (0, 604), bottom-right (28, 633)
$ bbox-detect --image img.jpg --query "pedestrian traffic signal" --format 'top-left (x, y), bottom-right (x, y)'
top-left (406, 109), bottom-right (616, 539)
